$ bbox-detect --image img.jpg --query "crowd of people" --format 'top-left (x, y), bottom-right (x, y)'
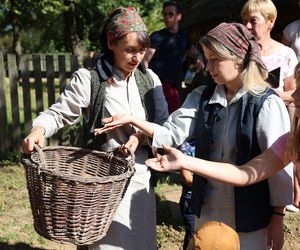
top-left (22, 0), bottom-right (300, 249)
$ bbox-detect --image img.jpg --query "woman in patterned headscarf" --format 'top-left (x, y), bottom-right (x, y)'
top-left (94, 22), bottom-right (293, 250)
top-left (22, 7), bottom-right (169, 250)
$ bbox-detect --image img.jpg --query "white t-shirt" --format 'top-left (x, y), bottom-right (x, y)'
top-left (262, 44), bottom-right (298, 91)
top-left (283, 19), bottom-right (300, 61)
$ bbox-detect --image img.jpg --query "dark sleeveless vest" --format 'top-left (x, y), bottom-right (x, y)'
top-left (192, 84), bottom-right (275, 232)
top-left (85, 67), bottom-right (155, 150)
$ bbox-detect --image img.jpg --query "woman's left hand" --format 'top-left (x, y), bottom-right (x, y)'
top-left (145, 145), bottom-right (185, 172)
top-left (120, 132), bottom-right (144, 154)
top-left (94, 114), bottom-right (131, 135)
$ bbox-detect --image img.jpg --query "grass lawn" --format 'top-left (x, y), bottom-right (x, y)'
top-left (0, 165), bottom-right (49, 249)
top-left (3, 164), bottom-right (298, 249)
top-left (0, 164), bottom-right (185, 250)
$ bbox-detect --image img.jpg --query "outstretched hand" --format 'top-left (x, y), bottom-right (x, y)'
top-left (94, 114), bottom-right (131, 135)
top-left (145, 145), bottom-right (185, 172)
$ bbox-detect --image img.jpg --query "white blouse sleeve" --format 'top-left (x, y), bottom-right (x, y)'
top-left (152, 86), bottom-right (206, 148)
top-left (256, 94), bottom-right (290, 149)
top-left (32, 68), bottom-right (91, 138)
top-left (256, 94), bottom-right (293, 206)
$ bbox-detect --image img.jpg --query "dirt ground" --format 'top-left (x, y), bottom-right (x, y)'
top-left (27, 186), bottom-right (300, 250)
top-left (159, 187), bottom-right (300, 250)
top-left (3, 172), bottom-right (299, 250)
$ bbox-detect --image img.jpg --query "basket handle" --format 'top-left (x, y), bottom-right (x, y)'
top-left (107, 146), bottom-right (135, 167)
top-left (33, 144), bottom-right (47, 170)
top-left (126, 147), bottom-right (135, 172)
top-left (124, 147), bottom-right (135, 167)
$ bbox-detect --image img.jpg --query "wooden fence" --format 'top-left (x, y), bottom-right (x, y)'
top-left (0, 53), bottom-right (84, 154)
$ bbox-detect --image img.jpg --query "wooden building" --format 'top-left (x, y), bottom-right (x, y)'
top-left (181, 0), bottom-right (299, 44)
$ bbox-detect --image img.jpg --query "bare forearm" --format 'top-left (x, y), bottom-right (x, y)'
top-left (281, 76), bottom-right (296, 103)
top-left (180, 169), bottom-right (193, 187)
top-left (278, 89), bottom-right (295, 103)
top-left (131, 116), bottom-right (155, 138)
top-left (181, 155), bottom-right (249, 186)
top-left (179, 149), bottom-right (284, 186)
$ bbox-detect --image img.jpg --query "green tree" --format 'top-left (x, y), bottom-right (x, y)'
top-left (140, 0), bottom-right (164, 34)
top-left (0, 0), bottom-right (64, 55)
top-left (0, 0), bottom-right (166, 55)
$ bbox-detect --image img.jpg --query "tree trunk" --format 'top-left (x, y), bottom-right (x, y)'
top-left (12, 25), bottom-right (22, 57)
top-left (10, 0), bottom-right (22, 57)
top-left (64, 0), bottom-right (85, 63)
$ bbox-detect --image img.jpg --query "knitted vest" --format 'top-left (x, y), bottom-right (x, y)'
top-left (85, 68), bottom-right (155, 150)
top-left (192, 84), bottom-right (275, 232)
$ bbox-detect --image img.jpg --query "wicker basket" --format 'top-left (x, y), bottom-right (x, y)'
top-left (21, 145), bottom-right (135, 245)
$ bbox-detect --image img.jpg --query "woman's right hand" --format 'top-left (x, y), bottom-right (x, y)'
top-left (21, 126), bottom-right (45, 154)
top-left (145, 144), bottom-right (186, 172)
top-left (94, 114), bottom-right (132, 135)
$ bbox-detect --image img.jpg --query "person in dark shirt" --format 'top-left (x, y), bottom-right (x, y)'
top-left (144, 3), bottom-right (196, 248)
top-left (144, 1), bottom-right (196, 113)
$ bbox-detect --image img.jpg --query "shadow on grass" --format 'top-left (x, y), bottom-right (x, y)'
top-left (0, 242), bottom-right (45, 250)
top-left (156, 196), bottom-right (183, 231)
top-left (153, 172), bottom-right (181, 186)
top-left (154, 172), bottom-right (184, 231)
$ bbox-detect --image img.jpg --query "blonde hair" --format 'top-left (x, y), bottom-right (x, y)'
top-left (286, 63), bottom-right (300, 163)
top-left (241, 0), bottom-right (277, 22)
top-left (200, 36), bottom-right (269, 95)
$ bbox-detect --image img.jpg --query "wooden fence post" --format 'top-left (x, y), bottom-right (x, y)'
top-left (71, 54), bottom-right (79, 74)
top-left (0, 53), bottom-right (83, 154)
top-left (20, 54), bottom-right (32, 136)
top-left (8, 54), bottom-right (21, 150)
top-left (58, 55), bottom-right (66, 93)
top-left (46, 55), bottom-right (55, 106)
top-left (0, 52), bottom-right (9, 152)
top-left (56, 55), bottom-right (70, 145)
top-left (45, 55), bottom-right (59, 146)
top-left (33, 54), bottom-right (44, 115)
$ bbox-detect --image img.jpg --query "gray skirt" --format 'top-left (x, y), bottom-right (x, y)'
top-left (89, 160), bottom-right (157, 250)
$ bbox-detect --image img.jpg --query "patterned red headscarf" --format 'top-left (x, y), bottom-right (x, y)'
top-left (206, 22), bottom-right (267, 70)
top-left (105, 7), bottom-right (147, 41)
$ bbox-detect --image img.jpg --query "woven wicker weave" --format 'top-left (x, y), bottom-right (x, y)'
top-left (21, 145), bottom-right (135, 245)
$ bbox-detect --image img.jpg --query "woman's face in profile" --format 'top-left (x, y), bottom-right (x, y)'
top-left (242, 11), bottom-right (273, 41)
top-left (108, 32), bottom-right (146, 77)
top-left (202, 45), bottom-right (240, 86)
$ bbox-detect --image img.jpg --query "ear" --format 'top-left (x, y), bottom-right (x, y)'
top-left (107, 40), bottom-right (113, 50)
top-left (268, 18), bottom-right (275, 30)
top-left (234, 60), bottom-right (242, 70)
top-left (177, 13), bottom-right (182, 22)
